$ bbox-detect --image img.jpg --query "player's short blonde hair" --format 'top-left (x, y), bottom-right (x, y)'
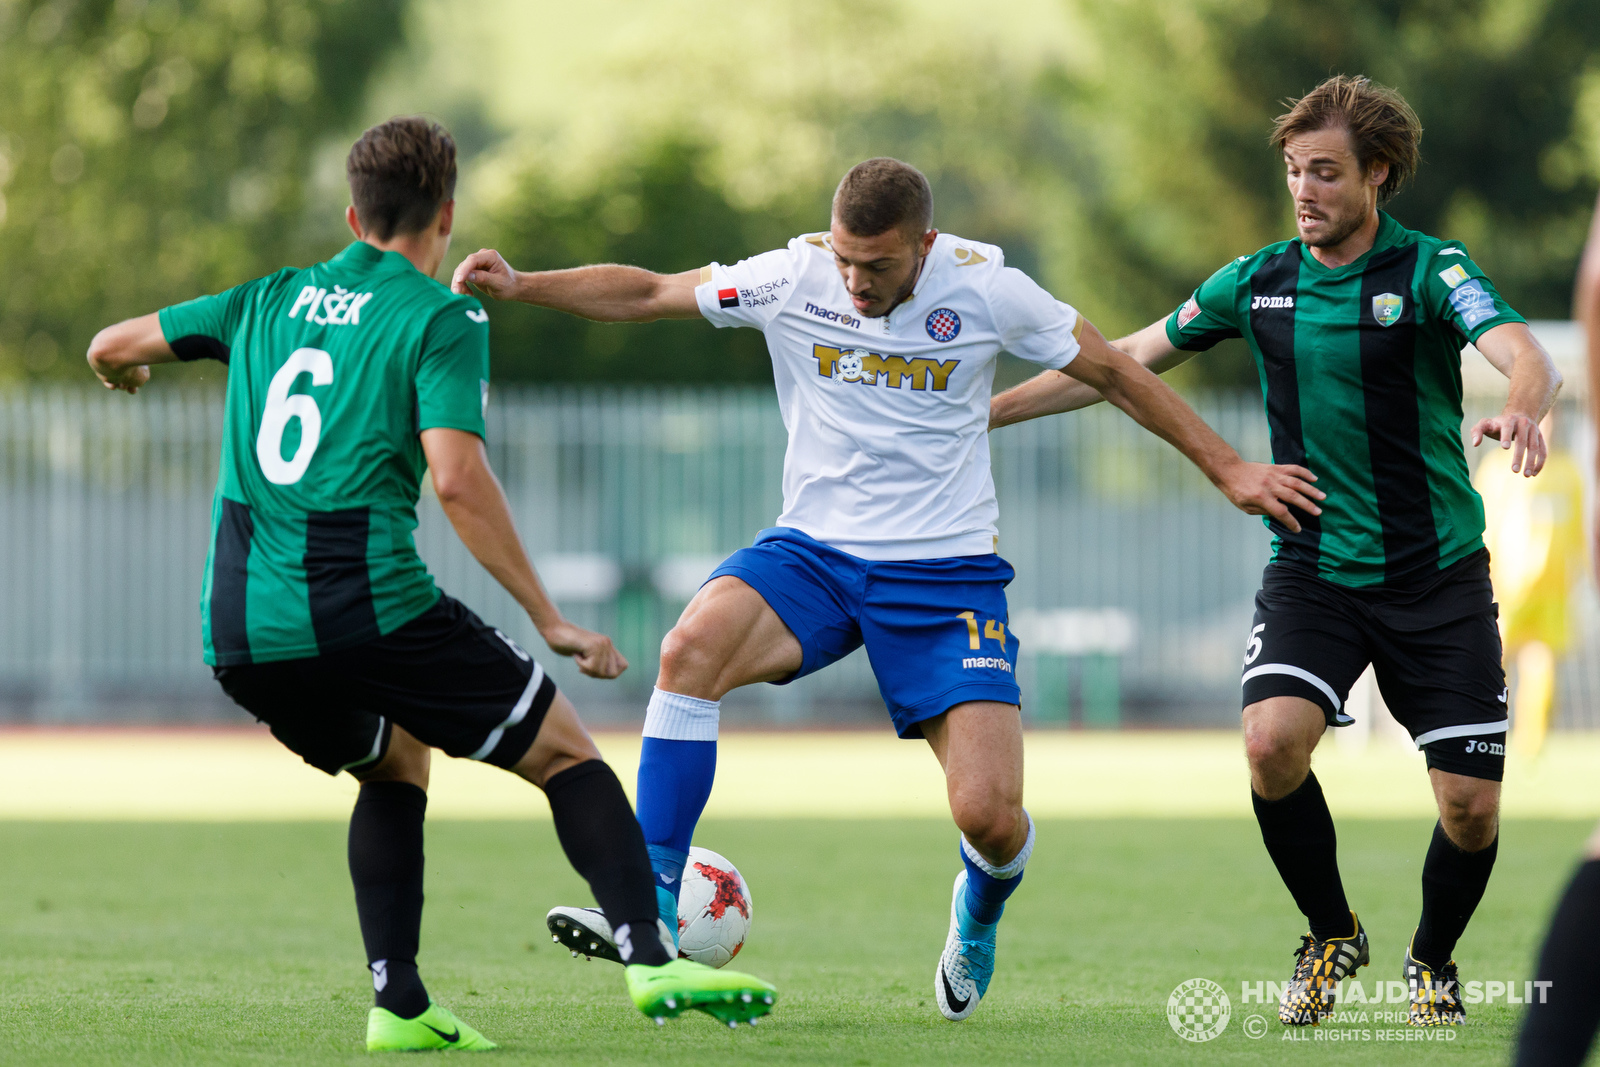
top-left (1271, 75), bottom-right (1422, 204)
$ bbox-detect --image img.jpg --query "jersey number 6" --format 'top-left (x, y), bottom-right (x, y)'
top-left (256, 347), bottom-right (334, 485)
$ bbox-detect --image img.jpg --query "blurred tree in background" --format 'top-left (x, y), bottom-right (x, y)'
top-left (4, 0), bottom-right (1598, 386)
top-left (0, 0), bottom-right (404, 381)
top-left (473, 141), bottom-right (818, 384)
top-left (1057, 0), bottom-right (1600, 386)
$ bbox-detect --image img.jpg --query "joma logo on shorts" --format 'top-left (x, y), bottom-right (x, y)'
top-left (1251, 295), bottom-right (1295, 310)
top-left (962, 656), bottom-right (1012, 672)
top-left (1464, 740), bottom-right (1504, 755)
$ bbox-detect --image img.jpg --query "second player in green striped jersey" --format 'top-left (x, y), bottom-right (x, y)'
top-left (1165, 210), bottom-right (1523, 586)
top-left (989, 75), bottom-right (1561, 1030)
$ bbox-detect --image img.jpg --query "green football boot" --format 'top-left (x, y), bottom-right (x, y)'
top-left (366, 1001), bottom-right (497, 1051)
top-left (624, 957), bottom-right (777, 1027)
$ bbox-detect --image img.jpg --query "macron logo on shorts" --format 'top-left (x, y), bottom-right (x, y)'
top-left (962, 656), bottom-right (1012, 672)
top-left (718, 287), bottom-right (739, 309)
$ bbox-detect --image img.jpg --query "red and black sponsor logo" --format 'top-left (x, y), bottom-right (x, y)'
top-left (718, 287), bottom-right (739, 309)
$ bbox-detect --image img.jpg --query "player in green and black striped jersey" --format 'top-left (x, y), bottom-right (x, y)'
top-left (85, 118), bottom-right (776, 1048)
top-left (992, 76), bottom-right (1563, 1030)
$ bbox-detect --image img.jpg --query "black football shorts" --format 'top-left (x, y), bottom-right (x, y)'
top-left (1240, 553), bottom-right (1507, 782)
top-left (214, 594), bottom-right (556, 776)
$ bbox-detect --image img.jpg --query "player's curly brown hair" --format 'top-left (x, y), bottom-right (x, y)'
top-left (1271, 75), bottom-right (1422, 204)
top-left (346, 117), bottom-right (457, 240)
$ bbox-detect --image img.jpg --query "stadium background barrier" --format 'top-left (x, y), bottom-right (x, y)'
top-left (2, 378), bottom-right (1596, 729)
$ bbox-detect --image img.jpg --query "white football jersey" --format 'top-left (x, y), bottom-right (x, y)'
top-left (694, 231), bottom-right (1083, 560)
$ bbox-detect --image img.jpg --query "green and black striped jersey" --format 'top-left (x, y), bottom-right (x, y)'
top-left (158, 241), bottom-right (491, 665)
top-left (1166, 212), bottom-right (1524, 588)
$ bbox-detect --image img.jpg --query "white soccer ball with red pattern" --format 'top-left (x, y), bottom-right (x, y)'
top-left (676, 846), bottom-right (753, 968)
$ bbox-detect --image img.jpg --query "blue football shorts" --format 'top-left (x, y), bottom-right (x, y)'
top-left (707, 527), bottom-right (1021, 738)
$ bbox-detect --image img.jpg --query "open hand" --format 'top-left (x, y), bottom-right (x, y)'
top-left (1470, 413), bottom-right (1545, 476)
top-left (1218, 461), bottom-right (1324, 534)
top-left (451, 248), bottom-right (519, 300)
top-left (540, 619), bottom-right (629, 679)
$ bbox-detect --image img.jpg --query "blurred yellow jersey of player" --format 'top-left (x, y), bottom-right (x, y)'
top-left (1473, 439), bottom-right (1585, 755)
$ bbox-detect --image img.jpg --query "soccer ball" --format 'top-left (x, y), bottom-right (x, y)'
top-left (676, 846), bottom-right (753, 968)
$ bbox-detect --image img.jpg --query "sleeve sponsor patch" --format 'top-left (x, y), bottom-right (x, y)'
top-left (718, 287), bottom-right (739, 309)
top-left (1437, 264), bottom-right (1470, 289)
top-left (1448, 279), bottom-right (1497, 329)
top-left (1176, 296), bottom-right (1202, 329)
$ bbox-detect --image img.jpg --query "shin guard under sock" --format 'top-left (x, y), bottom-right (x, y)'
top-left (1413, 821), bottom-right (1498, 967)
top-left (348, 780), bottom-right (430, 1018)
top-left (638, 688), bottom-right (719, 929)
top-left (960, 813), bottom-right (1036, 930)
top-left (1252, 771), bottom-right (1353, 941)
top-left (1514, 858), bottom-right (1600, 1067)
top-left (545, 759), bottom-right (671, 966)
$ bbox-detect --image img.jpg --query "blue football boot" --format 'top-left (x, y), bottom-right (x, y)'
top-left (935, 870), bottom-right (997, 1021)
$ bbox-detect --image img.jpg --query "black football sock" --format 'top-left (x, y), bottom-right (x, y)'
top-left (545, 759), bottom-right (672, 967)
top-left (1252, 771), bottom-right (1353, 941)
top-left (1413, 821), bottom-right (1498, 967)
top-left (1515, 858), bottom-right (1600, 1067)
top-left (349, 780), bottom-right (431, 1019)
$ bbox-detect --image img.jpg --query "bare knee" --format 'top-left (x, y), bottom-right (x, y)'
top-left (353, 725), bottom-right (430, 790)
top-left (1242, 701), bottom-right (1323, 800)
top-left (952, 795), bottom-right (1024, 865)
top-left (1438, 784), bottom-right (1500, 851)
top-left (657, 621), bottom-right (721, 697)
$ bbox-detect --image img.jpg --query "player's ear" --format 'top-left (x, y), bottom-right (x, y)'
top-left (920, 228), bottom-right (938, 257)
top-left (1366, 161), bottom-right (1389, 190)
top-left (345, 205), bottom-right (363, 240)
top-left (437, 200), bottom-right (455, 238)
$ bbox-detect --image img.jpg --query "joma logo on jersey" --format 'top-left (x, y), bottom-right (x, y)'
top-left (1464, 739), bottom-right (1504, 756)
top-left (813, 344), bottom-right (958, 391)
top-left (1251, 295), bottom-right (1295, 310)
top-left (288, 285), bottom-right (374, 326)
top-left (804, 302), bottom-right (861, 329)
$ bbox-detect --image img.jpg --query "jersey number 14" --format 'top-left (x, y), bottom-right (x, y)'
top-left (256, 347), bottom-right (333, 485)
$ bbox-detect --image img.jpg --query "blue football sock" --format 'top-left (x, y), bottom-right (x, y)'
top-left (959, 812), bottom-right (1036, 931)
top-left (636, 688), bottom-right (720, 936)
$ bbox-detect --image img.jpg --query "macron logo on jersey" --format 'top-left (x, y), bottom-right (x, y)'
top-left (288, 284), bottom-right (374, 326)
top-left (1251, 295), bottom-right (1294, 310)
top-left (804, 302), bottom-right (861, 329)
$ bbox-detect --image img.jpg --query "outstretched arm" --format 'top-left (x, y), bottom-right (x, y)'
top-left (420, 427), bottom-right (628, 679)
top-left (1060, 319), bottom-right (1325, 533)
top-left (451, 249), bottom-right (702, 322)
top-left (1470, 322), bottom-right (1561, 477)
top-left (990, 319), bottom-right (1195, 429)
top-left (86, 313), bottom-right (178, 394)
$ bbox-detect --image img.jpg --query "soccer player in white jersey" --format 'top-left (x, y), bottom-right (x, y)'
top-left (452, 158), bottom-right (1321, 1020)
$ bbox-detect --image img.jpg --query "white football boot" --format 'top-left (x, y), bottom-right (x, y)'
top-left (546, 907), bottom-right (675, 965)
top-left (934, 870), bottom-right (997, 1021)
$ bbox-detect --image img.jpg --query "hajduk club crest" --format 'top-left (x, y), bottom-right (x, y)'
top-left (1371, 293), bottom-right (1404, 327)
top-left (926, 308), bottom-right (961, 342)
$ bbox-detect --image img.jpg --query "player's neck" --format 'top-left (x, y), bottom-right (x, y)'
top-left (361, 234), bottom-right (447, 279)
top-left (1306, 208), bottom-right (1381, 270)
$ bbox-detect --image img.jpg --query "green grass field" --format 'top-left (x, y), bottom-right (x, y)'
top-left (0, 818), bottom-right (1584, 1065)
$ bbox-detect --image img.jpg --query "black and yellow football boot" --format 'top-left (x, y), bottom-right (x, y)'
top-left (1279, 912), bottom-right (1370, 1026)
top-left (1404, 932), bottom-right (1466, 1026)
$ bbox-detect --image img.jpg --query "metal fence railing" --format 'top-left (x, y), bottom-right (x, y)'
top-left (3, 384), bottom-right (1596, 729)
